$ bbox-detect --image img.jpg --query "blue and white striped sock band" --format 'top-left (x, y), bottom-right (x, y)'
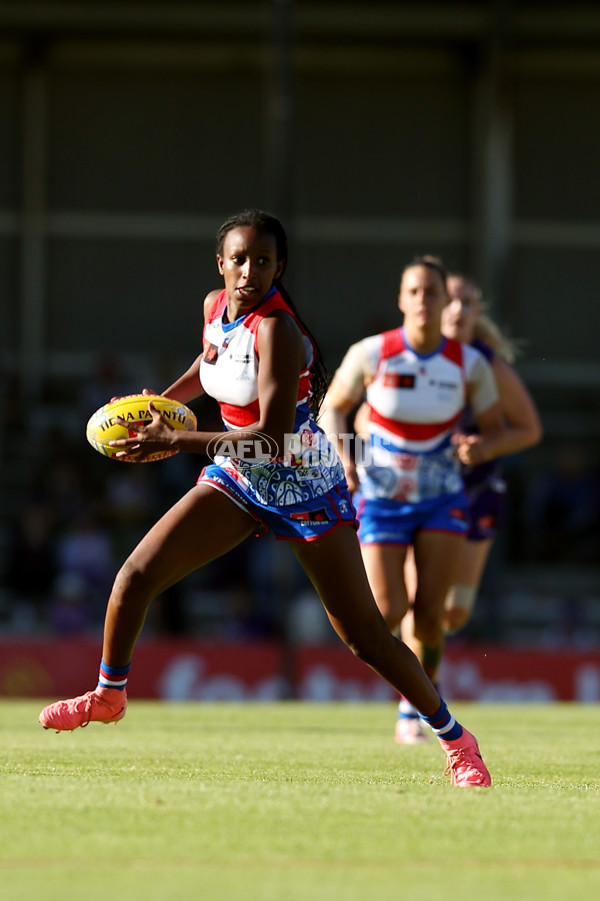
top-left (420, 699), bottom-right (463, 741)
top-left (98, 658), bottom-right (130, 691)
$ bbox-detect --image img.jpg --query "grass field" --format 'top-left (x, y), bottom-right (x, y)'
top-left (2, 700), bottom-right (600, 900)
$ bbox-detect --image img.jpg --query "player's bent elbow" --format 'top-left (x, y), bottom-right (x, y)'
top-left (530, 421), bottom-right (544, 446)
top-left (518, 421), bottom-right (543, 452)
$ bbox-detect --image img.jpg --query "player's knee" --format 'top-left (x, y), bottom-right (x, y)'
top-left (373, 597), bottom-right (405, 633)
top-left (345, 638), bottom-right (364, 660)
top-left (383, 611), bottom-right (404, 633)
top-left (112, 558), bottom-right (152, 604)
top-left (413, 607), bottom-right (443, 644)
top-left (343, 619), bottom-right (388, 666)
top-left (444, 607), bottom-right (469, 634)
top-left (340, 631), bottom-right (373, 665)
top-left (444, 584), bottom-right (477, 635)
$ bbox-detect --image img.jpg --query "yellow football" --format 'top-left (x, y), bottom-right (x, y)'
top-left (85, 394), bottom-right (197, 462)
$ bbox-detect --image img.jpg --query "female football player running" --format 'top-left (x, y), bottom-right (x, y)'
top-left (320, 256), bottom-right (506, 744)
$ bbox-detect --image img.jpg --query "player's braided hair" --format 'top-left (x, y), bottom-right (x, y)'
top-left (216, 209), bottom-right (330, 416)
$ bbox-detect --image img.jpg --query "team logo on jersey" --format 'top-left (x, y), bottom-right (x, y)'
top-left (203, 343), bottom-right (219, 365)
top-left (394, 453), bottom-right (419, 471)
top-left (383, 373), bottom-right (415, 389)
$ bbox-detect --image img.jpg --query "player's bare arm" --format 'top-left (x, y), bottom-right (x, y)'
top-left (493, 357), bottom-right (543, 453)
top-left (253, 310), bottom-right (304, 455)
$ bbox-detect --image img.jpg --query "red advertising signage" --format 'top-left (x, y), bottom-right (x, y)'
top-left (1, 639), bottom-right (599, 702)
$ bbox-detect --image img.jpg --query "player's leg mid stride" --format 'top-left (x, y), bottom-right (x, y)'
top-left (39, 660), bottom-right (128, 732)
top-left (38, 659), bottom-right (489, 787)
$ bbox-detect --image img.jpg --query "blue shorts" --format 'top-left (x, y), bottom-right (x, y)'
top-left (355, 492), bottom-right (469, 546)
top-left (198, 463), bottom-right (358, 542)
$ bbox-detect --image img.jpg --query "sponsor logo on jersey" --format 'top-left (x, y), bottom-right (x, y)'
top-left (295, 467), bottom-right (321, 480)
top-left (383, 373), bottom-right (416, 389)
top-left (290, 508), bottom-right (330, 524)
top-left (428, 379), bottom-right (459, 390)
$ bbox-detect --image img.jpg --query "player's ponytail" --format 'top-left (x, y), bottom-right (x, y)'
top-left (272, 278), bottom-right (330, 417)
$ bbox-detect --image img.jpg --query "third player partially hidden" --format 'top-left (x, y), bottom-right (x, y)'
top-left (436, 273), bottom-right (542, 635)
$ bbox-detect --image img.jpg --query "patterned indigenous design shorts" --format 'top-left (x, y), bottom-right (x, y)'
top-left (198, 463), bottom-right (358, 541)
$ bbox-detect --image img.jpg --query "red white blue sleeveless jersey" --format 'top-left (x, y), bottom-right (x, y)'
top-left (349, 328), bottom-right (496, 503)
top-left (197, 288), bottom-right (354, 538)
top-left (200, 287), bottom-right (314, 430)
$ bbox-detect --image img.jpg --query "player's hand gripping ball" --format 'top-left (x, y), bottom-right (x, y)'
top-left (86, 394), bottom-right (197, 462)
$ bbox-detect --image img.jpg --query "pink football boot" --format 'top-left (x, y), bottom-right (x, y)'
top-left (438, 728), bottom-right (492, 787)
top-left (39, 688), bottom-right (127, 732)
